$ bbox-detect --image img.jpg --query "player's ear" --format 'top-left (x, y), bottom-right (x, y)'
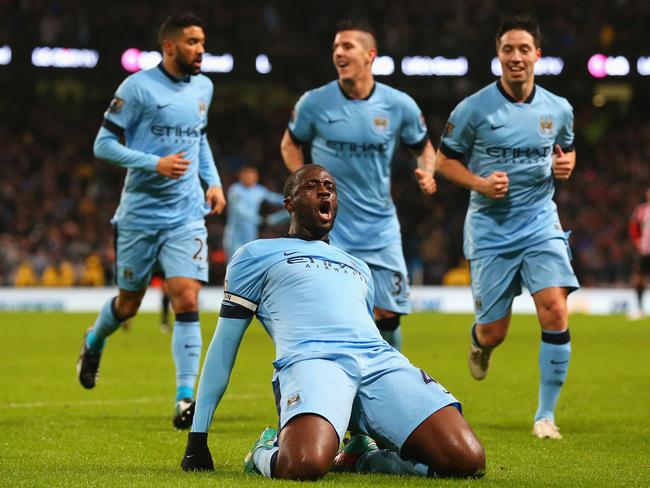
top-left (161, 38), bottom-right (174, 56)
top-left (284, 197), bottom-right (294, 212)
top-left (367, 47), bottom-right (377, 65)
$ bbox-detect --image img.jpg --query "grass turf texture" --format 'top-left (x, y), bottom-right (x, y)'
top-left (0, 312), bottom-right (648, 487)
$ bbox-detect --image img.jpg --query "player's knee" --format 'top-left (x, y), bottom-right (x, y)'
top-left (458, 441), bottom-right (486, 478)
top-left (114, 297), bottom-right (140, 320)
top-left (172, 290), bottom-right (199, 314)
top-left (478, 326), bottom-right (506, 348)
top-left (540, 301), bottom-right (568, 328)
top-left (277, 453), bottom-right (330, 481)
top-left (429, 439), bottom-right (486, 478)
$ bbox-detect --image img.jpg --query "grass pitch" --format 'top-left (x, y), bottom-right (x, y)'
top-left (0, 311), bottom-right (648, 487)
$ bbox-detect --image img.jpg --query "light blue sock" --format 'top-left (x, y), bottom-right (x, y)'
top-left (357, 450), bottom-right (428, 476)
top-left (86, 297), bottom-right (122, 352)
top-left (535, 329), bottom-right (571, 422)
top-left (172, 312), bottom-right (202, 402)
top-left (253, 446), bottom-right (278, 478)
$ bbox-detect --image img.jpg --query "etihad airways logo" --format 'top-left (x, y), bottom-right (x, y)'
top-left (151, 125), bottom-right (201, 138)
top-left (486, 145), bottom-right (552, 163)
top-left (285, 255), bottom-right (368, 284)
top-left (326, 140), bottom-right (388, 155)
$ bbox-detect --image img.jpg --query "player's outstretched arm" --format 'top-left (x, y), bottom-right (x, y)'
top-left (181, 315), bottom-right (252, 471)
top-left (436, 151), bottom-right (509, 199)
top-left (280, 129), bottom-right (305, 173)
top-left (552, 145), bottom-right (576, 181)
top-left (413, 140), bottom-right (437, 195)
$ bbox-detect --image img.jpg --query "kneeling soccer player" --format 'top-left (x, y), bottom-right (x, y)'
top-left (181, 165), bottom-right (485, 479)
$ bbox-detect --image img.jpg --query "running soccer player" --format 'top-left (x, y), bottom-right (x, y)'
top-left (76, 12), bottom-right (225, 429)
top-left (280, 19), bottom-right (436, 350)
top-left (180, 165), bottom-right (484, 479)
top-left (223, 166), bottom-right (287, 260)
top-left (436, 16), bottom-right (578, 439)
top-left (628, 187), bottom-right (650, 319)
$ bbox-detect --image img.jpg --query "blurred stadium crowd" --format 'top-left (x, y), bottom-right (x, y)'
top-left (1, 0), bottom-right (649, 287)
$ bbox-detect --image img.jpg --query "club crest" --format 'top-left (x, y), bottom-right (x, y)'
top-left (373, 115), bottom-right (389, 133)
top-left (539, 116), bottom-right (553, 135)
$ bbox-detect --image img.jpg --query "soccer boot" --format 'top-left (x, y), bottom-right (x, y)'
top-left (76, 328), bottom-right (101, 389)
top-left (173, 398), bottom-right (195, 429)
top-left (532, 418), bottom-right (562, 439)
top-left (468, 344), bottom-right (493, 380)
top-left (243, 426), bottom-right (278, 474)
top-left (332, 434), bottom-right (378, 472)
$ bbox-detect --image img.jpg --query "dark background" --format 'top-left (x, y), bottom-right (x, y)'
top-left (1, 0), bottom-right (648, 287)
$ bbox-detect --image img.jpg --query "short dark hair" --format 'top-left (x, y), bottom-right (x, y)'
top-left (283, 164), bottom-right (327, 198)
top-left (158, 12), bottom-right (205, 46)
top-left (496, 16), bottom-right (542, 48)
top-left (335, 19), bottom-right (377, 48)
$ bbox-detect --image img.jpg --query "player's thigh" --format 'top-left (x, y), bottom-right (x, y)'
top-left (469, 253), bottom-right (522, 324)
top-left (275, 358), bottom-right (357, 444)
top-left (352, 349), bottom-right (460, 453)
top-left (158, 220), bottom-right (209, 283)
top-left (115, 226), bottom-right (159, 291)
top-left (521, 238), bottom-right (579, 294)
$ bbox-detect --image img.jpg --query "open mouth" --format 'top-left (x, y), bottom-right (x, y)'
top-left (318, 200), bottom-right (332, 222)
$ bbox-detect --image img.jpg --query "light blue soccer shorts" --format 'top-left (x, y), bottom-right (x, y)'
top-left (469, 237), bottom-right (580, 324)
top-left (344, 242), bottom-right (412, 315)
top-left (114, 220), bottom-right (208, 291)
top-left (273, 344), bottom-right (460, 453)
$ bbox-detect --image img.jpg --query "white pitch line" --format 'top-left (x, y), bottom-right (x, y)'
top-left (3, 393), bottom-right (267, 409)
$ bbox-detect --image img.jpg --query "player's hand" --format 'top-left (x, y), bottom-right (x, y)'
top-left (477, 171), bottom-right (509, 199)
top-left (156, 152), bottom-right (191, 179)
top-left (552, 145), bottom-right (574, 180)
top-left (181, 432), bottom-right (214, 471)
top-left (414, 168), bottom-right (437, 195)
top-left (206, 186), bottom-right (226, 215)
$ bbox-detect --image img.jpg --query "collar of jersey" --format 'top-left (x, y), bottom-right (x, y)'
top-left (157, 63), bottom-right (191, 83)
top-left (337, 81), bottom-right (375, 101)
top-left (284, 233), bottom-right (330, 244)
top-left (496, 80), bottom-right (535, 104)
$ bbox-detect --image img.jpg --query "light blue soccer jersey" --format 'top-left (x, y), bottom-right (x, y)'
top-left (222, 237), bottom-right (385, 364)
top-left (288, 81), bottom-right (428, 251)
top-left (440, 81), bottom-right (574, 258)
top-left (94, 64), bottom-right (221, 229)
top-left (223, 183), bottom-right (285, 256)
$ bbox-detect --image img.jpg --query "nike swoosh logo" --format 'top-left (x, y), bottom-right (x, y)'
top-left (490, 124), bottom-right (505, 130)
top-left (184, 344), bottom-right (201, 349)
top-left (327, 118), bottom-right (344, 124)
top-left (550, 359), bottom-right (569, 365)
top-left (186, 454), bottom-right (194, 458)
top-left (157, 103), bottom-right (171, 109)
top-left (284, 251), bottom-right (298, 256)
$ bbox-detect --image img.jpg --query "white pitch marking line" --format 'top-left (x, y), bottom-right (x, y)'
top-left (3, 393), bottom-right (266, 409)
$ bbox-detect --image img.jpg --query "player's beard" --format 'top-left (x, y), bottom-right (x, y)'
top-left (175, 49), bottom-right (201, 76)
